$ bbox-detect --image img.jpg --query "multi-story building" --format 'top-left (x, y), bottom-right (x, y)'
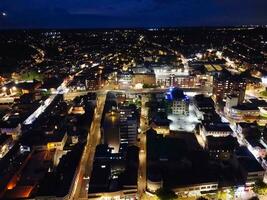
top-left (153, 65), bottom-right (213, 89)
top-left (132, 73), bottom-right (156, 88)
top-left (234, 147), bottom-right (265, 185)
top-left (88, 144), bottom-right (138, 200)
top-left (170, 74), bottom-right (213, 89)
top-left (46, 132), bottom-right (68, 151)
top-left (226, 98), bottom-right (267, 121)
top-left (117, 71), bottom-right (133, 89)
top-left (154, 65), bottom-right (188, 87)
top-left (193, 94), bottom-right (215, 120)
top-left (165, 87), bottom-right (189, 115)
top-left (228, 104), bottom-right (260, 121)
top-left (119, 106), bottom-right (138, 151)
top-left (225, 95), bottom-right (239, 109)
top-left (213, 73), bottom-right (247, 103)
top-left (224, 95), bottom-right (239, 117)
top-left (200, 122), bottom-right (233, 138)
top-left (131, 67), bottom-right (156, 88)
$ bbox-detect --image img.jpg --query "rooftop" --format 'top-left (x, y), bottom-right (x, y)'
top-left (203, 123), bottom-right (232, 132)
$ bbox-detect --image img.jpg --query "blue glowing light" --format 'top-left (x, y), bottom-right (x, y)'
top-left (166, 87), bottom-right (188, 102)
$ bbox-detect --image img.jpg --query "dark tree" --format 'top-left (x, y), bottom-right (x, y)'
top-left (196, 197), bottom-right (209, 200)
top-left (248, 197), bottom-right (259, 200)
top-left (155, 188), bottom-right (177, 200)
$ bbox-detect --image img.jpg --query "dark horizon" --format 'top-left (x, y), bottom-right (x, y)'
top-left (1, 0), bottom-right (267, 29)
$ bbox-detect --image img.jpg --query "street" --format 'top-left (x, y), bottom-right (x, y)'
top-left (71, 91), bottom-right (107, 199)
top-left (138, 95), bottom-right (149, 199)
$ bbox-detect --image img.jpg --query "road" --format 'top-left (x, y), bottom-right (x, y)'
top-left (71, 88), bottom-right (152, 200)
top-left (23, 63), bottom-right (99, 126)
top-left (66, 87), bottom-right (211, 98)
top-left (71, 90), bottom-right (107, 200)
top-left (23, 94), bottom-right (57, 125)
top-left (23, 75), bottom-right (71, 125)
top-left (138, 95), bottom-right (149, 199)
top-left (64, 86), bottom-right (211, 199)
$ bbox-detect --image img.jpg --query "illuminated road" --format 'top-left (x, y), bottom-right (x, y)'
top-left (23, 65), bottom-right (93, 125)
top-left (23, 95), bottom-right (53, 125)
top-left (23, 82), bottom-right (68, 125)
top-left (68, 87), bottom-right (209, 199)
top-left (69, 87), bottom-right (211, 98)
top-left (125, 88), bottom-right (209, 94)
top-left (138, 95), bottom-right (149, 198)
top-left (71, 91), bottom-right (107, 200)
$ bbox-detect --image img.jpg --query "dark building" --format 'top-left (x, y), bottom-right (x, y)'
top-left (206, 135), bottom-right (239, 160)
top-left (119, 105), bottom-right (138, 151)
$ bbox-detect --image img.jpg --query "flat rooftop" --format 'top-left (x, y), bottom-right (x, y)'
top-left (203, 123), bottom-right (232, 132)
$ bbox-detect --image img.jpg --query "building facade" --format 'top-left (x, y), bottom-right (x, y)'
top-left (213, 75), bottom-right (247, 103)
top-left (166, 87), bottom-right (189, 115)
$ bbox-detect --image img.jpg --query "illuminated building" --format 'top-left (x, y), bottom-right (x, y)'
top-left (153, 65), bottom-right (213, 88)
top-left (146, 130), bottom-right (219, 197)
top-left (226, 99), bottom-right (267, 121)
top-left (165, 87), bottom-right (189, 115)
top-left (47, 132), bottom-right (67, 150)
top-left (119, 106), bottom-right (138, 150)
top-left (200, 123), bottom-right (232, 138)
top-left (261, 76), bottom-right (267, 90)
top-left (85, 79), bottom-right (100, 90)
top-left (213, 74), bottom-right (247, 103)
top-left (147, 169), bottom-right (163, 193)
top-left (172, 182), bottom-right (218, 197)
top-left (0, 120), bottom-right (21, 139)
top-left (154, 66), bottom-right (189, 79)
top-left (154, 65), bottom-right (188, 87)
top-left (150, 120), bottom-right (170, 136)
top-left (225, 95), bottom-right (239, 109)
top-left (70, 105), bottom-right (85, 115)
top-left (259, 107), bottom-right (267, 118)
top-left (170, 74), bottom-right (213, 89)
top-left (132, 73), bottom-right (156, 88)
top-left (103, 110), bottom-right (120, 153)
top-left (228, 104), bottom-right (260, 120)
top-left (224, 95), bottom-right (239, 116)
top-left (0, 134), bottom-right (12, 158)
top-left (117, 71), bottom-right (132, 89)
top-left (131, 66), bottom-right (156, 88)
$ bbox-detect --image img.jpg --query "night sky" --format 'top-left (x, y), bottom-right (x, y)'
top-left (0, 0), bottom-right (267, 29)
